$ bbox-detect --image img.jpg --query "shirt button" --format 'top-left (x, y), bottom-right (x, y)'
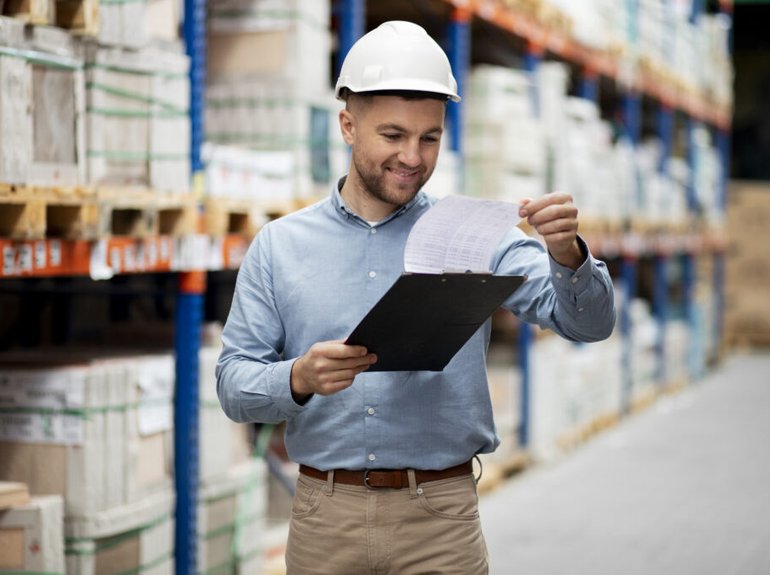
top-left (368, 271), bottom-right (377, 278)
top-left (578, 307), bottom-right (584, 312)
top-left (555, 272), bottom-right (563, 279)
top-left (571, 276), bottom-right (579, 284)
top-left (370, 228), bottom-right (377, 234)
top-left (367, 407), bottom-right (375, 415)
top-left (368, 453), bottom-right (376, 462)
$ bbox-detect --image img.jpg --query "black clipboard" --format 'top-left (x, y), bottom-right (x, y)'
top-left (345, 273), bottom-right (527, 372)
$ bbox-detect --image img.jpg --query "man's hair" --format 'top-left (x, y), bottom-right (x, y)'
top-left (341, 88), bottom-right (449, 110)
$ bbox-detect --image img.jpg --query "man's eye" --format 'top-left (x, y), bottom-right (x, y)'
top-left (383, 133), bottom-right (400, 141)
top-left (422, 136), bottom-right (439, 144)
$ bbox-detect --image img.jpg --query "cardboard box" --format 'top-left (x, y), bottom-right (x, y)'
top-left (207, 0), bottom-right (331, 97)
top-left (24, 24), bottom-right (86, 187)
top-left (65, 487), bottom-right (175, 575)
top-left (0, 353), bottom-right (174, 518)
top-left (0, 18), bottom-right (85, 187)
top-left (199, 346), bottom-right (255, 485)
top-left (0, 495), bottom-right (64, 574)
top-left (197, 458), bottom-right (268, 575)
top-left (84, 44), bottom-right (190, 192)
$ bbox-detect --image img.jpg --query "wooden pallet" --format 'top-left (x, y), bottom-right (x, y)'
top-left (56, 0), bottom-right (99, 36)
top-left (0, 184), bottom-right (98, 240)
top-left (2, 0), bottom-right (55, 25)
top-left (3, 0), bottom-right (98, 34)
top-left (202, 197), bottom-right (297, 237)
top-left (96, 187), bottom-right (199, 238)
top-left (0, 184), bottom-right (198, 239)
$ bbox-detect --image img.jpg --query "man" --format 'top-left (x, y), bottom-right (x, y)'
top-left (217, 20), bottom-right (615, 575)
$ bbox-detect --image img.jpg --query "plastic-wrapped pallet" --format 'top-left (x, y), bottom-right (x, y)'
top-left (197, 458), bottom-right (268, 575)
top-left (84, 43), bottom-right (190, 193)
top-left (0, 353), bottom-right (175, 518)
top-left (65, 487), bottom-right (175, 575)
top-left (0, 495), bottom-right (64, 574)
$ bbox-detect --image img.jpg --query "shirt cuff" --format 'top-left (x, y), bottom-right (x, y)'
top-left (267, 358), bottom-right (308, 418)
top-left (548, 235), bottom-right (594, 295)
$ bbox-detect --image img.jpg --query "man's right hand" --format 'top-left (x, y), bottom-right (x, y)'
top-left (290, 340), bottom-right (377, 403)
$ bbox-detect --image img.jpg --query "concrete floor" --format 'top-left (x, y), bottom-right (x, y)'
top-left (480, 352), bottom-right (770, 575)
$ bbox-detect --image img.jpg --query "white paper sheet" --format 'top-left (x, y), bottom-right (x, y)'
top-left (404, 195), bottom-right (521, 274)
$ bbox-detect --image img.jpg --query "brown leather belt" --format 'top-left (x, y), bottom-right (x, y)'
top-left (299, 460), bottom-right (474, 490)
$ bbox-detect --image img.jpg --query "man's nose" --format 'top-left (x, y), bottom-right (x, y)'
top-left (397, 139), bottom-right (421, 167)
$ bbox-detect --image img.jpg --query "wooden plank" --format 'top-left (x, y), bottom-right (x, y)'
top-left (0, 481), bottom-right (30, 510)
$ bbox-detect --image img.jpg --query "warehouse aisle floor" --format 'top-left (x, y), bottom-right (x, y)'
top-left (480, 352), bottom-right (770, 575)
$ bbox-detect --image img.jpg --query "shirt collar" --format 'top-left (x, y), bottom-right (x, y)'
top-left (331, 176), bottom-right (427, 227)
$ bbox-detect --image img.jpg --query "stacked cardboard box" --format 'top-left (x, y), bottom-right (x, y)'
top-left (464, 65), bottom-right (546, 201)
top-left (198, 340), bottom-right (271, 573)
top-left (725, 182), bottom-right (770, 347)
top-left (528, 330), bottom-right (623, 462)
top-left (65, 487), bottom-right (175, 575)
top-left (84, 43), bottom-right (191, 193)
top-left (205, 0), bottom-right (342, 202)
top-left (98, 0), bottom-right (182, 48)
top-left (199, 345), bottom-right (256, 485)
top-left (0, 352), bottom-right (176, 573)
top-left (0, 17), bottom-right (86, 186)
top-left (0, 354), bottom-right (175, 516)
top-left (197, 458), bottom-right (268, 574)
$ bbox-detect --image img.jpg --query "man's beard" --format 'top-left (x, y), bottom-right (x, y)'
top-left (352, 153), bottom-right (429, 208)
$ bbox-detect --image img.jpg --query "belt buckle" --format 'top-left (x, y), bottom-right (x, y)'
top-left (364, 469), bottom-right (376, 490)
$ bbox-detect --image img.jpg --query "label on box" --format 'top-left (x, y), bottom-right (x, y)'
top-left (0, 368), bottom-right (86, 409)
top-left (136, 358), bottom-right (174, 436)
top-left (0, 410), bottom-right (84, 445)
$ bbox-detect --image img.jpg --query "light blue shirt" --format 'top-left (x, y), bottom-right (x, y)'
top-left (216, 182), bottom-right (615, 471)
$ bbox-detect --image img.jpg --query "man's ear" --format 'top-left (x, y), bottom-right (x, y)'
top-left (339, 109), bottom-right (355, 146)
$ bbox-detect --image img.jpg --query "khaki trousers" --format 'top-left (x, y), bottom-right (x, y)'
top-left (285, 469), bottom-right (488, 575)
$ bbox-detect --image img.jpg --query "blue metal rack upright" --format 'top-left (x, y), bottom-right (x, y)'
top-left (176, 0), bottom-right (207, 573)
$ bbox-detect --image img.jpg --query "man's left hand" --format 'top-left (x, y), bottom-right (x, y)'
top-left (519, 193), bottom-right (585, 270)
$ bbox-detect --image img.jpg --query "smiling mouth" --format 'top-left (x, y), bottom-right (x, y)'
top-left (388, 167), bottom-right (420, 180)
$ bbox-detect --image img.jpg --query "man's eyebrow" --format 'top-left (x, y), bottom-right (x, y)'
top-left (376, 123), bottom-right (443, 135)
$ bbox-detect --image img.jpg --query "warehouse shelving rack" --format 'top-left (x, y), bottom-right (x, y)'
top-left (0, 0), bottom-right (732, 572)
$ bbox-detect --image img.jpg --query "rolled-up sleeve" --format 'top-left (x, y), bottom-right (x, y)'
top-left (495, 230), bottom-right (616, 343)
top-left (215, 229), bottom-right (307, 424)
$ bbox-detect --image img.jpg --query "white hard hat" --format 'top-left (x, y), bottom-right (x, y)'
top-left (335, 20), bottom-right (461, 102)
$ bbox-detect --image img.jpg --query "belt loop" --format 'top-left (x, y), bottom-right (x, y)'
top-left (407, 469), bottom-right (419, 498)
top-left (473, 455), bottom-right (483, 485)
top-left (324, 470), bottom-right (335, 495)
